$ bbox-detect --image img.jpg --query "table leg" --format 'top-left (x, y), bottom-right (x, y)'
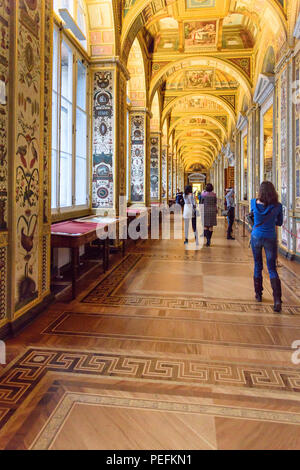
top-left (105, 238), bottom-right (110, 271)
top-left (102, 240), bottom-right (106, 273)
top-left (71, 247), bottom-right (79, 300)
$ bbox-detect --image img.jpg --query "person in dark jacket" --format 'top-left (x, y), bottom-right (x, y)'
top-left (176, 188), bottom-right (184, 207)
top-left (225, 188), bottom-right (235, 240)
top-left (200, 183), bottom-right (217, 247)
top-left (250, 181), bottom-right (283, 312)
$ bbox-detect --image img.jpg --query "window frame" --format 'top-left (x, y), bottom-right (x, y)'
top-left (51, 23), bottom-right (90, 218)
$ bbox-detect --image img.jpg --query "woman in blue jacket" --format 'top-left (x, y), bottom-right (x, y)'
top-left (251, 181), bottom-right (283, 312)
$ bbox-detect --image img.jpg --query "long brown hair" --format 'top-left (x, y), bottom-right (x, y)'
top-left (258, 181), bottom-right (278, 206)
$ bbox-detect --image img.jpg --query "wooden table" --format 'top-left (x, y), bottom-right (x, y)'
top-left (51, 220), bottom-right (110, 300)
top-left (76, 215), bottom-right (127, 257)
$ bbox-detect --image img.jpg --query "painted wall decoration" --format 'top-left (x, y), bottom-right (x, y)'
top-left (43, 0), bottom-right (51, 226)
top-left (92, 71), bottom-right (114, 209)
top-left (130, 114), bottom-right (145, 203)
top-left (280, 67), bottom-right (288, 247)
top-left (184, 21), bottom-right (218, 51)
top-left (295, 54), bottom-right (300, 211)
top-left (185, 70), bottom-right (214, 89)
top-left (15, 0), bottom-right (43, 311)
top-left (161, 146), bottom-right (167, 199)
top-left (150, 135), bottom-right (159, 201)
top-left (228, 57), bottom-right (251, 80)
top-left (0, 0), bottom-right (10, 320)
top-left (0, 0), bottom-right (9, 233)
top-left (186, 0), bottom-right (216, 8)
top-left (168, 154), bottom-right (172, 198)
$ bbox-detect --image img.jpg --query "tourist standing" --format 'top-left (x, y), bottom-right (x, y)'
top-left (225, 188), bottom-right (235, 240)
top-left (183, 185), bottom-right (198, 245)
top-left (250, 181), bottom-right (283, 312)
top-left (200, 183), bottom-right (217, 247)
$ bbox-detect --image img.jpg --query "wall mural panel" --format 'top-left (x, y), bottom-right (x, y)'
top-left (92, 71), bottom-right (114, 209)
top-left (42, 0), bottom-right (52, 295)
top-left (0, 0), bottom-right (9, 233)
top-left (0, 0), bottom-right (10, 321)
top-left (295, 53), bottom-right (300, 212)
top-left (15, 0), bottom-right (43, 311)
top-left (162, 146), bottom-right (167, 200)
top-left (184, 21), bottom-right (218, 51)
top-left (150, 135), bottom-right (159, 201)
top-left (280, 67), bottom-right (288, 247)
top-left (130, 113), bottom-right (145, 203)
top-left (168, 154), bottom-right (172, 198)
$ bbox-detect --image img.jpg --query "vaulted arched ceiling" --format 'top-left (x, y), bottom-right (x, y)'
top-left (121, 0), bottom-right (289, 171)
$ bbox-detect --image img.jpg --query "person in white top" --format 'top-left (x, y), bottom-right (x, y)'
top-left (183, 185), bottom-right (199, 246)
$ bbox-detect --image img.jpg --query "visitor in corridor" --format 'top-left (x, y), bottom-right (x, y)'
top-left (250, 181), bottom-right (283, 313)
top-left (183, 185), bottom-right (198, 246)
top-left (200, 183), bottom-right (217, 247)
top-left (225, 188), bottom-right (235, 240)
top-left (175, 188), bottom-right (184, 207)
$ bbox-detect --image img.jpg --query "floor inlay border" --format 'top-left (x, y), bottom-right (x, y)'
top-left (42, 312), bottom-right (298, 351)
top-left (81, 254), bottom-right (300, 315)
top-left (1, 348), bottom-right (300, 431)
top-left (30, 391), bottom-right (300, 450)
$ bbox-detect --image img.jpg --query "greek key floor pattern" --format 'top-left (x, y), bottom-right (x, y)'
top-left (1, 220), bottom-right (300, 449)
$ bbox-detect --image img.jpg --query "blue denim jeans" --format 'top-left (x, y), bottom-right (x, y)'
top-left (251, 236), bottom-right (279, 279)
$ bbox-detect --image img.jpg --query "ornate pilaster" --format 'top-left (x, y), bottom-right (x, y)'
top-left (150, 132), bottom-right (161, 202)
top-left (161, 144), bottom-right (168, 203)
top-left (91, 59), bottom-right (129, 215)
top-left (128, 108), bottom-right (151, 207)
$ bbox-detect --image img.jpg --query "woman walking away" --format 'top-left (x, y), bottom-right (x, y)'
top-left (200, 183), bottom-right (217, 247)
top-left (250, 181), bottom-right (283, 312)
top-left (183, 185), bottom-right (198, 245)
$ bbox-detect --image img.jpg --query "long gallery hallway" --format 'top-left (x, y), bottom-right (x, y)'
top-left (1, 220), bottom-right (300, 450)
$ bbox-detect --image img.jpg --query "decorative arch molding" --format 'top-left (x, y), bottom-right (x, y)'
top-left (169, 114), bottom-right (227, 138)
top-left (174, 129), bottom-right (222, 149)
top-left (253, 74), bottom-right (275, 106)
top-left (176, 137), bottom-right (219, 155)
top-left (121, 0), bottom-right (287, 63)
top-left (182, 155), bottom-right (212, 168)
top-left (178, 145), bottom-right (215, 161)
top-left (236, 112), bottom-right (248, 132)
top-left (289, 0), bottom-right (300, 44)
top-left (127, 36), bottom-right (147, 107)
top-left (162, 93), bottom-right (236, 127)
top-left (149, 56), bottom-right (252, 105)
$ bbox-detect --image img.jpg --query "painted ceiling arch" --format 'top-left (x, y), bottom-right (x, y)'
top-left (174, 129), bottom-right (222, 148)
top-left (178, 141), bottom-right (216, 157)
top-left (176, 137), bottom-right (219, 154)
top-left (182, 154), bottom-right (212, 168)
top-left (127, 37), bottom-right (147, 107)
top-left (121, 0), bottom-right (287, 62)
top-left (169, 114), bottom-right (227, 137)
top-left (162, 92), bottom-right (236, 126)
top-left (149, 56), bottom-right (252, 105)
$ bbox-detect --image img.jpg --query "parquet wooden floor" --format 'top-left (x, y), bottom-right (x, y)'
top-left (1, 220), bottom-right (300, 450)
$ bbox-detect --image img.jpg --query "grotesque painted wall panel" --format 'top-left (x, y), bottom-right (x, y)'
top-left (0, 0), bottom-right (10, 321)
top-left (150, 135), bottom-right (159, 201)
top-left (130, 114), bottom-right (145, 203)
top-left (92, 71), bottom-right (114, 209)
top-left (279, 67), bottom-right (288, 248)
top-left (161, 147), bottom-right (167, 200)
top-left (15, 1), bottom-right (42, 311)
